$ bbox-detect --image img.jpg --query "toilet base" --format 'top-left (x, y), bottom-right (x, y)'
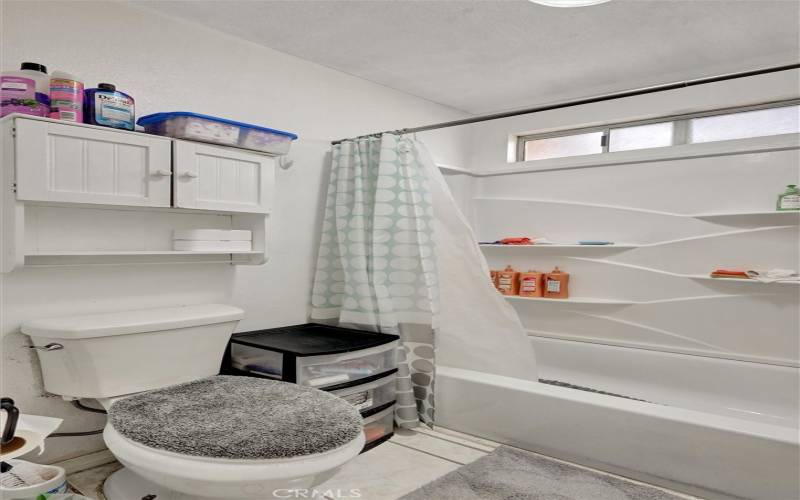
top-left (104, 467), bottom-right (329, 500)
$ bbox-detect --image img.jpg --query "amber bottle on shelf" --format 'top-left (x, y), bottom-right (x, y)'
top-left (544, 266), bottom-right (570, 299)
top-left (496, 265), bottom-right (520, 295)
top-left (518, 270), bottom-right (545, 297)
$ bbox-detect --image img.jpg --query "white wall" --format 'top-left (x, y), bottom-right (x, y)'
top-left (0, 0), bottom-right (469, 463)
top-left (461, 70), bottom-right (800, 371)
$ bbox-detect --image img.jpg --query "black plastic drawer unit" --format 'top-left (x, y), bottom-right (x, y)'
top-left (223, 323), bottom-right (400, 451)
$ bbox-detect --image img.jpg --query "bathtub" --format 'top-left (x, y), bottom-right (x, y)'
top-left (436, 337), bottom-right (800, 500)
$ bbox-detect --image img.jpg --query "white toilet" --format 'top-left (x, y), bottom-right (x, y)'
top-left (22, 304), bottom-right (365, 500)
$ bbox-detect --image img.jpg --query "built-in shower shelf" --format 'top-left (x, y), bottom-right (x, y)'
top-left (688, 275), bottom-right (800, 285)
top-left (436, 163), bottom-right (471, 174)
top-left (691, 211), bottom-right (800, 224)
top-left (504, 296), bottom-right (635, 305)
top-left (480, 243), bottom-right (639, 250)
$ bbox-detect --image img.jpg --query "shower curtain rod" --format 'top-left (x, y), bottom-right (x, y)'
top-left (331, 63), bottom-right (800, 145)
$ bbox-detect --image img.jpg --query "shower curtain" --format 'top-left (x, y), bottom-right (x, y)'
top-left (311, 133), bottom-right (537, 428)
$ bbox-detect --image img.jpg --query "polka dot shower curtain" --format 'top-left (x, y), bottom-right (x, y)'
top-left (311, 133), bottom-right (538, 428)
top-left (311, 134), bottom-right (438, 427)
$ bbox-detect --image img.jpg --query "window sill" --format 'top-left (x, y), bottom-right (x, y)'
top-left (476, 133), bottom-right (800, 176)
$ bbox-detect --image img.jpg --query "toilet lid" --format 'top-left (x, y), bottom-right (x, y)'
top-left (108, 375), bottom-right (364, 460)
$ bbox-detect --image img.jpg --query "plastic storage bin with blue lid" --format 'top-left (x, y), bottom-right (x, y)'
top-left (137, 112), bottom-right (298, 155)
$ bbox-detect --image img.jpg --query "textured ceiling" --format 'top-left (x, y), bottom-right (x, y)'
top-left (134, 0), bottom-right (800, 114)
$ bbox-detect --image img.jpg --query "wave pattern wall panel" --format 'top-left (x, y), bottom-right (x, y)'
top-left (617, 226), bottom-right (799, 273)
top-left (475, 147), bottom-right (799, 367)
top-left (473, 198), bottom-right (716, 244)
top-left (477, 149), bottom-right (800, 214)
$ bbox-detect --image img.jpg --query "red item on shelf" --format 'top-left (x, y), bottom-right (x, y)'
top-left (499, 237), bottom-right (532, 245)
top-left (710, 268), bottom-right (750, 279)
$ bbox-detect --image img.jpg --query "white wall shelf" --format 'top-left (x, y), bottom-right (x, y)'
top-left (436, 163), bottom-right (472, 175)
top-left (26, 250), bottom-right (263, 256)
top-left (1, 114), bottom-right (276, 272)
top-left (504, 295), bottom-right (635, 306)
top-left (24, 251), bottom-right (262, 266)
top-left (471, 133), bottom-right (800, 176)
top-left (688, 275), bottom-right (800, 285)
top-left (691, 211), bottom-right (800, 224)
top-left (480, 243), bottom-right (640, 249)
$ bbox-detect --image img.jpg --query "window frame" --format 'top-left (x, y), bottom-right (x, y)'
top-left (516, 99), bottom-right (800, 163)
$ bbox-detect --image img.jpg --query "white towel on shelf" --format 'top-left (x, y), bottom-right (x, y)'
top-left (745, 269), bottom-right (800, 283)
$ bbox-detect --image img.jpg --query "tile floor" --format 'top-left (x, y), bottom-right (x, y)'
top-left (67, 427), bottom-right (695, 500)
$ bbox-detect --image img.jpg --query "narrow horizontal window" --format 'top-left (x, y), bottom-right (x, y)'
top-left (690, 105), bottom-right (800, 143)
top-left (517, 100), bottom-right (799, 163)
top-left (609, 122), bottom-right (674, 152)
top-left (524, 131), bottom-right (604, 161)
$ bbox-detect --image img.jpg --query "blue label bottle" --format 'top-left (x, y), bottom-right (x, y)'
top-left (84, 83), bottom-right (135, 130)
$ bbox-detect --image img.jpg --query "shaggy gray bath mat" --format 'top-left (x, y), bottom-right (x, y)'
top-left (400, 445), bottom-right (685, 500)
top-left (109, 375), bottom-right (363, 460)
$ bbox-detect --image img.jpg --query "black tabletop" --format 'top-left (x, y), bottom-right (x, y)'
top-left (231, 323), bottom-right (399, 356)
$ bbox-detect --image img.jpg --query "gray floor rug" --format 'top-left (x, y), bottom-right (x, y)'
top-left (400, 445), bottom-right (686, 500)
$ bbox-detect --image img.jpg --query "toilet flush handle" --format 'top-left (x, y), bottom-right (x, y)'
top-left (26, 343), bottom-right (63, 351)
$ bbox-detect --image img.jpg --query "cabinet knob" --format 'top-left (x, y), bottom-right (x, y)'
top-left (181, 172), bottom-right (199, 179)
top-left (152, 169), bottom-right (172, 177)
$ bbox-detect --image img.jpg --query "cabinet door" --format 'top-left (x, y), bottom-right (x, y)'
top-left (173, 141), bottom-right (274, 213)
top-left (14, 118), bottom-right (172, 207)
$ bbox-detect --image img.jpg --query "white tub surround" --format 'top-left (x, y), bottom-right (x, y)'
top-left (437, 366), bottom-right (799, 500)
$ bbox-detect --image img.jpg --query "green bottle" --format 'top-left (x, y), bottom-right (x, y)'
top-left (777, 184), bottom-right (800, 211)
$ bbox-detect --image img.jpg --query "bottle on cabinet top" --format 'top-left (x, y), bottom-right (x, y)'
top-left (84, 83), bottom-right (135, 130)
top-left (1, 62), bottom-right (50, 118)
top-left (49, 71), bottom-right (83, 123)
top-left (544, 267), bottom-right (570, 299)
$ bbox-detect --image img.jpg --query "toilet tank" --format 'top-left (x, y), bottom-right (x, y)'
top-left (21, 304), bottom-right (244, 400)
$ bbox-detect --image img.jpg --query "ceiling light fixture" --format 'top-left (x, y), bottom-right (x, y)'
top-left (531, 0), bottom-right (612, 7)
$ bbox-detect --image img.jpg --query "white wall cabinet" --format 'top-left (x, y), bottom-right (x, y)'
top-left (14, 117), bottom-right (173, 207)
top-left (2, 115), bottom-right (277, 271)
top-left (173, 141), bottom-right (274, 213)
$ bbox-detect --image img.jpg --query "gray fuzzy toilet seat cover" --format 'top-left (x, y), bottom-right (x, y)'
top-left (108, 375), bottom-right (363, 460)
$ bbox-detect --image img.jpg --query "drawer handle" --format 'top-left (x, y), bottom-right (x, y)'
top-left (181, 172), bottom-right (199, 179)
top-left (152, 169), bottom-right (172, 177)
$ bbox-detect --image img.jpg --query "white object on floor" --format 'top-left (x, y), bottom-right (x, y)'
top-left (0, 459), bottom-right (68, 499)
top-left (21, 304), bottom-right (364, 500)
top-left (0, 414), bottom-right (63, 461)
top-left (745, 268), bottom-right (799, 282)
